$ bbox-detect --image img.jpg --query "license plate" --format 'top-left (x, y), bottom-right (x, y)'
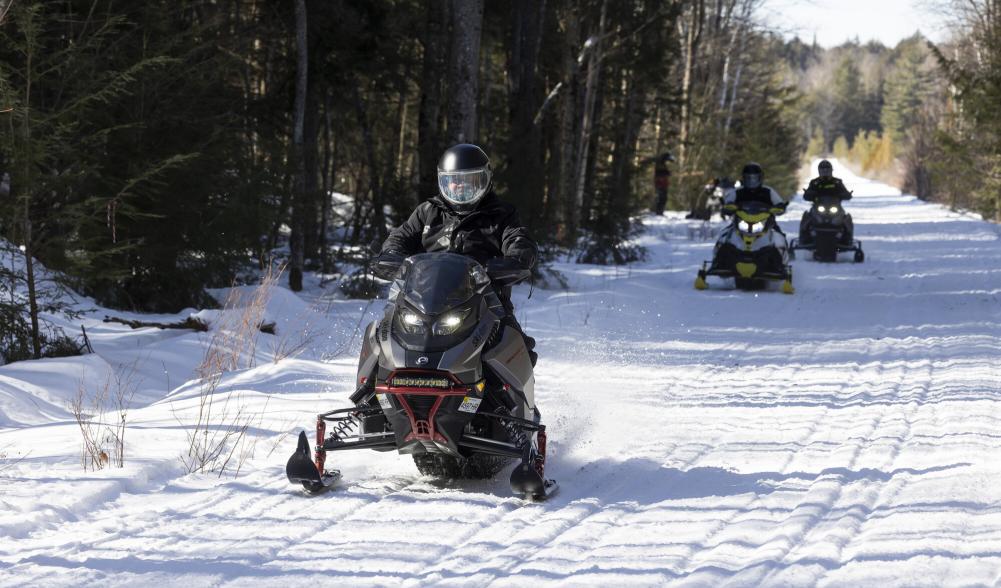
top-left (458, 396), bottom-right (482, 413)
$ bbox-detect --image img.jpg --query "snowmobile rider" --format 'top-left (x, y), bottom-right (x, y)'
top-left (800, 159), bottom-right (854, 245)
top-left (374, 143), bottom-right (539, 364)
top-left (804, 159), bottom-right (851, 202)
top-left (723, 162), bottom-right (788, 220)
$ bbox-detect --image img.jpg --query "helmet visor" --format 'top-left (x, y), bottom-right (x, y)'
top-left (438, 168), bottom-right (490, 206)
top-left (743, 173), bottom-right (762, 189)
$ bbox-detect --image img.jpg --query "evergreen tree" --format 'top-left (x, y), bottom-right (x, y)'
top-left (882, 39), bottom-right (935, 144)
top-left (831, 57), bottom-right (864, 143)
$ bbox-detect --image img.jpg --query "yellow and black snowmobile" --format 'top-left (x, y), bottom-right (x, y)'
top-left (694, 200), bottom-right (794, 294)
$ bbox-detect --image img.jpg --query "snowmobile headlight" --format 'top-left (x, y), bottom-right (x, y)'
top-left (398, 310), bottom-right (427, 335)
top-left (818, 205), bottom-right (827, 213)
top-left (433, 308), bottom-right (472, 336)
top-left (750, 222), bottom-right (764, 233)
top-left (829, 206), bottom-right (839, 214)
top-left (738, 220), bottom-right (751, 232)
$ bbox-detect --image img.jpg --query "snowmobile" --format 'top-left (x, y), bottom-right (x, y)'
top-left (789, 194), bottom-right (864, 262)
top-left (694, 200), bottom-right (794, 294)
top-left (286, 252), bottom-right (557, 500)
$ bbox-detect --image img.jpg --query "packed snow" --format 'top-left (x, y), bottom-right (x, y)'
top-left (2, 161), bottom-right (1001, 586)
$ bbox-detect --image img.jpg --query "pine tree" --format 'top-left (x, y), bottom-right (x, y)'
top-left (882, 39), bottom-right (935, 144)
top-left (831, 57), bottom-right (864, 143)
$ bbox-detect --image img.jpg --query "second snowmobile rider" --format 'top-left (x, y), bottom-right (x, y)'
top-left (800, 159), bottom-right (854, 246)
top-left (374, 143), bottom-right (539, 363)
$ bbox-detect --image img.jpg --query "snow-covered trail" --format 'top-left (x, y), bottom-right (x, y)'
top-left (3, 162), bottom-right (1001, 587)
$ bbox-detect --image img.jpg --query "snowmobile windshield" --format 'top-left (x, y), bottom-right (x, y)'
top-left (737, 201), bottom-right (771, 216)
top-left (402, 253), bottom-right (480, 315)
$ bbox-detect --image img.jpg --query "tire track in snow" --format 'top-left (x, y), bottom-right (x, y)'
top-left (745, 358), bottom-right (930, 586)
top-left (411, 436), bottom-right (721, 586)
top-left (659, 337), bottom-right (836, 578)
top-left (807, 361), bottom-right (933, 586)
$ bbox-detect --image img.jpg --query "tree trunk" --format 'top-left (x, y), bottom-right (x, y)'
top-left (23, 216), bottom-right (41, 359)
top-left (557, 3), bottom-right (581, 245)
top-left (417, 0), bottom-right (449, 199)
top-left (447, 0), bottom-right (484, 144)
top-left (320, 89), bottom-right (335, 273)
top-left (677, 0), bottom-right (705, 170)
top-left (353, 83), bottom-right (386, 243)
top-left (506, 0), bottom-right (547, 224)
top-left (289, 0), bottom-right (308, 292)
top-left (572, 0), bottom-right (608, 237)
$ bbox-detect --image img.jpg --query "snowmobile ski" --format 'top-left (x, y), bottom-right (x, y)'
top-left (286, 430), bottom-right (341, 494)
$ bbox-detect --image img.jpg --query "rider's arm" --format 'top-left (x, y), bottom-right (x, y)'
top-left (500, 209), bottom-right (538, 270)
top-left (768, 187), bottom-right (787, 215)
top-left (721, 188), bottom-right (738, 215)
top-left (836, 180), bottom-right (853, 200)
top-left (380, 202), bottom-right (428, 256)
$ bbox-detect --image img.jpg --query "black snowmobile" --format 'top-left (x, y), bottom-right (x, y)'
top-left (695, 200), bottom-right (794, 293)
top-left (790, 194), bottom-right (864, 262)
top-left (286, 252), bottom-right (557, 500)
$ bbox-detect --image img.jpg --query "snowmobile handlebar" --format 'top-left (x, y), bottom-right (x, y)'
top-left (486, 257), bottom-right (532, 287)
top-left (371, 251), bottom-right (407, 280)
top-left (373, 252), bottom-right (529, 287)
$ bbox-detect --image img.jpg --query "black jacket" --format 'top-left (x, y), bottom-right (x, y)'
top-left (381, 192), bottom-right (538, 270)
top-left (804, 177), bottom-right (851, 202)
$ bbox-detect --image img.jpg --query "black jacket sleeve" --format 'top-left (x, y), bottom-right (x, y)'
top-left (499, 209), bottom-right (538, 270)
top-left (834, 179), bottom-right (852, 200)
top-left (803, 179), bottom-right (819, 202)
top-left (380, 203), bottom-right (427, 255)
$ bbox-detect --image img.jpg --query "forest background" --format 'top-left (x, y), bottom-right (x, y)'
top-left (1, 0), bottom-right (999, 362)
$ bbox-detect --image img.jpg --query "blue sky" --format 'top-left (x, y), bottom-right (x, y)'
top-left (761, 0), bottom-right (948, 48)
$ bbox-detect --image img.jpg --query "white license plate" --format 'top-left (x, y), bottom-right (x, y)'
top-left (458, 396), bottom-right (482, 413)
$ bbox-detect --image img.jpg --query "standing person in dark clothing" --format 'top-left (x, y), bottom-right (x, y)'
top-left (800, 159), bottom-right (854, 246)
top-left (375, 143), bottom-right (538, 363)
top-left (652, 152), bottom-right (674, 215)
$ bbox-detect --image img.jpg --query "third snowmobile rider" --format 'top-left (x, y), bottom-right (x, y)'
top-left (374, 143), bottom-right (539, 363)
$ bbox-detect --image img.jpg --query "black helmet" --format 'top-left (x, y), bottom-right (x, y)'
top-left (818, 159), bottom-right (833, 178)
top-left (437, 144), bottom-right (491, 211)
top-left (741, 162), bottom-right (763, 189)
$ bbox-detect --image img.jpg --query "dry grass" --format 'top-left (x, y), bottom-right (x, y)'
top-left (179, 373), bottom-right (260, 476)
top-left (70, 361), bottom-right (141, 470)
top-left (182, 263), bottom-right (284, 476)
top-left (198, 263), bottom-right (285, 377)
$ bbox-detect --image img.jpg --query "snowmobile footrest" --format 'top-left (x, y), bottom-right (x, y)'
top-left (459, 435), bottom-right (523, 458)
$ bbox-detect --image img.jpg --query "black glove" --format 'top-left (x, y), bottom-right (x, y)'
top-left (486, 257), bottom-right (531, 286)
top-left (371, 251), bottom-right (406, 280)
